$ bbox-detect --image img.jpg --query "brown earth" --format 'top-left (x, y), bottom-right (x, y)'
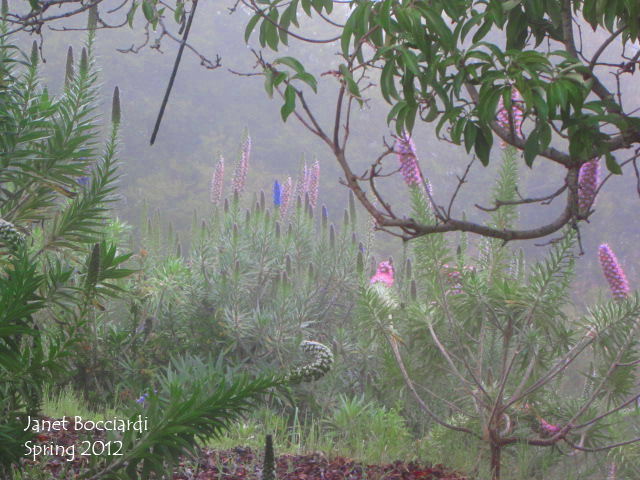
top-left (20, 417), bottom-right (470, 479)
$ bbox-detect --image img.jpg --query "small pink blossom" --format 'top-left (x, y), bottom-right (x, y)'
top-left (598, 244), bottom-right (630, 300)
top-left (370, 261), bottom-right (394, 287)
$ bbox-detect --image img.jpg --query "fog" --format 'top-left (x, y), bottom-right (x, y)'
top-left (16, 0), bottom-right (640, 296)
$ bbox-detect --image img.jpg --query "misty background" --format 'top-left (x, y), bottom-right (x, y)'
top-left (13, 0), bottom-right (640, 302)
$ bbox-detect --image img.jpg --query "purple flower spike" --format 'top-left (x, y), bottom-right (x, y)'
top-left (281, 176), bottom-right (292, 216)
top-left (210, 157), bottom-right (224, 205)
top-left (396, 132), bottom-right (422, 187)
top-left (608, 463), bottom-right (616, 480)
top-left (370, 261), bottom-right (394, 287)
top-left (578, 158), bottom-right (600, 213)
top-left (598, 244), bottom-right (630, 299)
top-left (308, 159), bottom-right (320, 208)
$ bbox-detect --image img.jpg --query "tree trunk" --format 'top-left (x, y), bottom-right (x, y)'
top-left (490, 443), bottom-right (501, 480)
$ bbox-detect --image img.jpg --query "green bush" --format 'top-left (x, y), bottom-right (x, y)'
top-left (120, 134), bottom-right (377, 412)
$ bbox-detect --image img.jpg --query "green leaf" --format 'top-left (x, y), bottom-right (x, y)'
top-left (424, 101), bottom-right (438, 122)
top-left (339, 64), bottom-right (363, 106)
top-left (478, 86), bottom-right (504, 124)
top-left (293, 72), bottom-right (318, 93)
top-left (142, 0), bottom-right (154, 21)
top-left (265, 10), bottom-right (280, 51)
top-left (474, 126), bottom-right (493, 166)
top-left (605, 152), bottom-right (622, 175)
top-left (342, 14), bottom-right (356, 57)
top-left (127, 2), bottom-right (140, 28)
top-left (380, 59), bottom-right (400, 104)
top-left (174, 1), bottom-right (184, 23)
top-left (418, 5), bottom-right (455, 50)
top-left (281, 84), bottom-right (296, 122)
top-left (244, 13), bottom-right (262, 43)
top-left (263, 69), bottom-right (274, 99)
top-left (473, 17), bottom-right (493, 43)
top-left (464, 121), bottom-right (477, 154)
top-left (301, 0), bottom-right (312, 17)
top-left (380, 0), bottom-right (393, 32)
top-left (401, 49), bottom-right (420, 75)
top-left (387, 100), bottom-right (407, 126)
top-left (405, 103), bottom-right (418, 133)
top-left (275, 56), bottom-right (305, 74)
top-left (523, 128), bottom-right (539, 167)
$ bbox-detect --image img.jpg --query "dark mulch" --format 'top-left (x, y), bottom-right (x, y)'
top-left (20, 417), bottom-right (470, 479)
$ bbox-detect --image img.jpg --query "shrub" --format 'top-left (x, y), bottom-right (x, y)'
top-left (357, 144), bottom-right (640, 479)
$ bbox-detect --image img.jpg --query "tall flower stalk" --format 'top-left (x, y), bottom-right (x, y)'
top-left (308, 158), bottom-right (319, 208)
top-left (273, 180), bottom-right (281, 207)
top-left (231, 130), bottom-right (251, 195)
top-left (280, 176), bottom-right (292, 216)
top-left (210, 156), bottom-right (224, 205)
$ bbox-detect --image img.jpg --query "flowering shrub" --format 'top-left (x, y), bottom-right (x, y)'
top-left (127, 131), bottom-right (373, 412)
top-left (356, 143), bottom-right (640, 479)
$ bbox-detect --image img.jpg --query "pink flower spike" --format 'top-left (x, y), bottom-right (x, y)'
top-left (598, 244), bottom-right (630, 300)
top-left (210, 157), bottom-right (224, 205)
top-left (396, 132), bottom-right (422, 187)
top-left (293, 163), bottom-right (307, 205)
top-left (231, 132), bottom-right (251, 195)
top-left (578, 158), bottom-right (600, 213)
top-left (308, 159), bottom-right (320, 208)
top-left (370, 261), bottom-right (395, 287)
top-left (281, 176), bottom-right (292, 216)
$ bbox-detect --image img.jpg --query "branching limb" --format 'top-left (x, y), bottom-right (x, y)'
top-left (476, 183), bottom-right (568, 212)
top-left (383, 329), bottom-right (482, 439)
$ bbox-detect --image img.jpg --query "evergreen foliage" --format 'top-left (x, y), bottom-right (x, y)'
top-left (0, 27), bottom-right (287, 478)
